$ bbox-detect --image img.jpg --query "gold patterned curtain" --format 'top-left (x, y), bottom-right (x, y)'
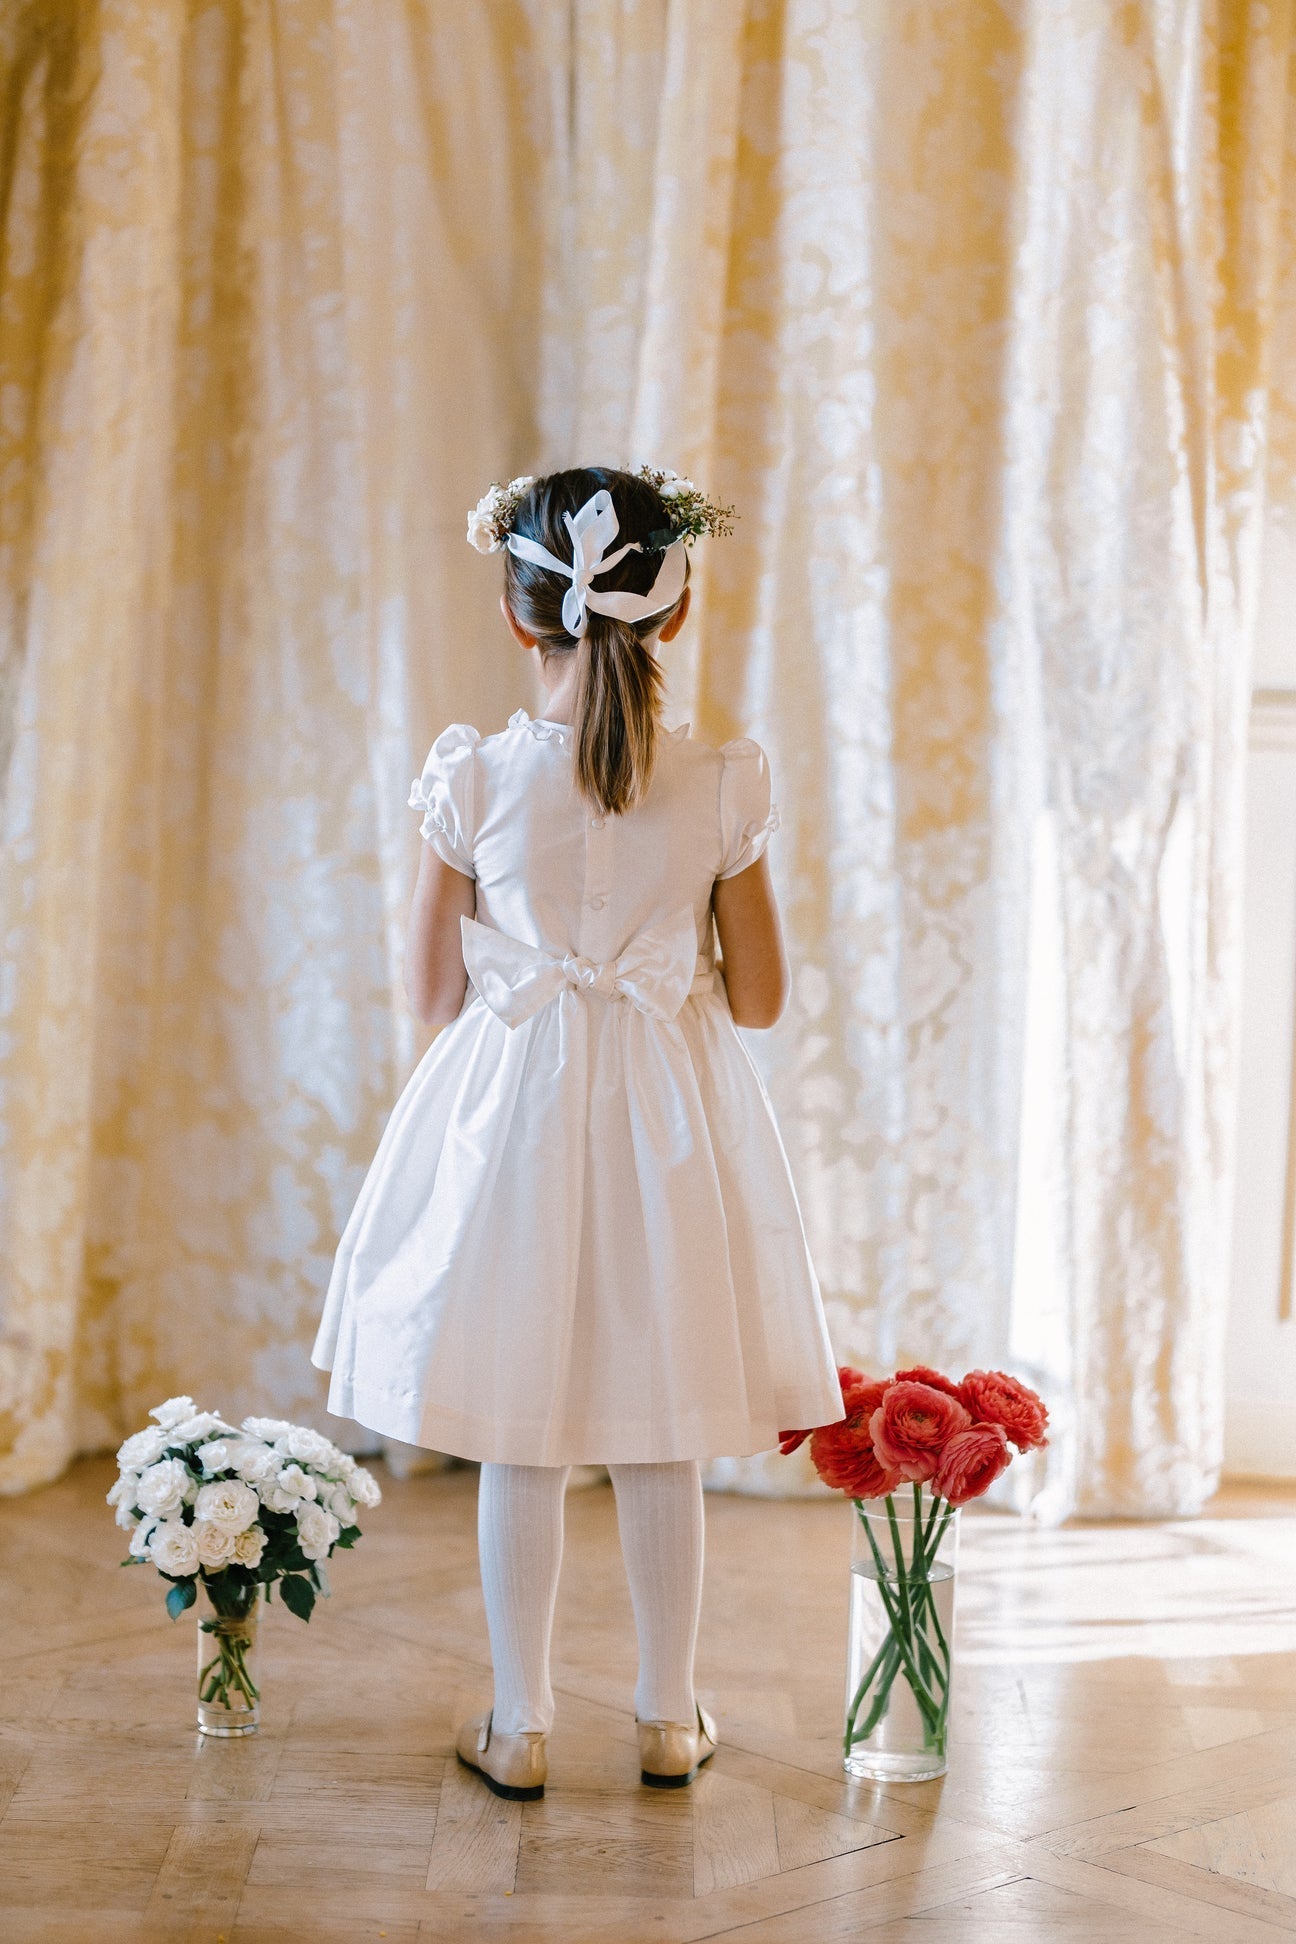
top-left (1, 1), bottom-right (1291, 1513)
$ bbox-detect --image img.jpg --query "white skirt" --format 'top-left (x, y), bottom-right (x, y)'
top-left (312, 984), bottom-right (842, 1466)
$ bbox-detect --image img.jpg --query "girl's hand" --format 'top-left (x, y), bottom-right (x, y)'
top-left (712, 855), bottom-right (789, 1028)
top-left (405, 846), bottom-right (477, 1026)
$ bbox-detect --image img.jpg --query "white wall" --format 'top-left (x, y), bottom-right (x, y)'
top-left (1227, 515), bottom-right (1296, 1477)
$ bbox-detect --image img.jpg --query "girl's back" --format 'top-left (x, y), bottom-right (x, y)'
top-left (415, 711), bottom-right (776, 974)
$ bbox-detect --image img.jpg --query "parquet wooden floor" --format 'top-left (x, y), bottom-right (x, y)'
top-left (1, 1461), bottom-right (1294, 1941)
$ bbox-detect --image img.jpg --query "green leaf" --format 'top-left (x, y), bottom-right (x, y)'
top-left (332, 1525), bottom-right (360, 1550)
top-left (278, 1574), bottom-right (316, 1623)
top-left (165, 1579), bottom-right (197, 1622)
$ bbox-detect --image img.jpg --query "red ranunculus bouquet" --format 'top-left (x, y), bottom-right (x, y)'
top-left (782, 1364), bottom-right (1047, 1777)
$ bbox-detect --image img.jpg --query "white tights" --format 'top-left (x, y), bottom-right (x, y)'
top-left (477, 1461), bottom-right (705, 1735)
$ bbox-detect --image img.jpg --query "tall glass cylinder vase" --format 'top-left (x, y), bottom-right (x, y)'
top-left (196, 1582), bottom-right (261, 1736)
top-left (843, 1490), bottom-right (958, 1781)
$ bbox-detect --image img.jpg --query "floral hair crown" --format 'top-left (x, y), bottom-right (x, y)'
top-left (466, 465), bottom-right (736, 556)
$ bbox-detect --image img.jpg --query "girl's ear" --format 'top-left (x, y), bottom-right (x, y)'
top-left (500, 591), bottom-right (538, 650)
top-left (658, 583), bottom-right (691, 643)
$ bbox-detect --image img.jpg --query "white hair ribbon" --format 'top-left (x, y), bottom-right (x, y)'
top-left (505, 488), bottom-right (687, 639)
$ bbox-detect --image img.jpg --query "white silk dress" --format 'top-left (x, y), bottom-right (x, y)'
top-left (312, 708), bottom-right (842, 1466)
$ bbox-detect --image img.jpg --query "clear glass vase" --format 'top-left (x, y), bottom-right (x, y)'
top-left (843, 1490), bottom-right (959, 1781)
top-left (197, 1583), bottom-right (261, 1736)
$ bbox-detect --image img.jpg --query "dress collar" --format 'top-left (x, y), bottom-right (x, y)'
top-left (509, 708), bottom-right (691, 745)
top-left (509, 708), bottom-right (569, 744)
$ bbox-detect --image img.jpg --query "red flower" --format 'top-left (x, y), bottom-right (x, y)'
top-left (932, 1423), bottom-right (1011, 1504)
top-left (779, 1368), bottom-right (901, 1499)
top-left (870, 1381), bottom-right (971, 1482)
top-left (810, 1420), bottom-right (902, 1500)
top-left (894, 1365), bottom-right (967, 1406)
top-left (779, 1366), bottom-right (878, 1455)
top-left (959, 1370), bottom-right (1049, 1452)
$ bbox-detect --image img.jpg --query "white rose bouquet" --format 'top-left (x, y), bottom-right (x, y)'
top-left (110, 1397), bottom-right (381, 1714)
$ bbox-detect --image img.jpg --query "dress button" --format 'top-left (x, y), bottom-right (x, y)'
top-left (590, 815), bottom-right (604, 829)
top-left (589, 894), bottom-right (606, 910)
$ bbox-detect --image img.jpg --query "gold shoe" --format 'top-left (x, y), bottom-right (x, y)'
top-left (455, 1709), bottom-right (547, 1801)
top-left (637, 1703), bottom-right (718, 1788)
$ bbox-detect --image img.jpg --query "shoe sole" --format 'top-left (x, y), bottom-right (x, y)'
top-left (456, 1750), bottom-right (545, 1801)
top-left (640, 1747), bottom-right (716, 1789)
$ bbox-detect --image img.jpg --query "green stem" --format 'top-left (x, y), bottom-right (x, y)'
top-left (852, 1639), bottom-right (904, 1745)
top-left (859, 1509), bottom-right (942, 1731)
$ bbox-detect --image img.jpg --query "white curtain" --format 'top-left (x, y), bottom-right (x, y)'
top-left (1, 0), bottom-right (1292, 1514)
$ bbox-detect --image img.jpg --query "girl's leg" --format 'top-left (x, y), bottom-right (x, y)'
top-left (607, 1460), bottom-right (705, 1724)
top-left (477, 1462), bottom-right (570, 1735)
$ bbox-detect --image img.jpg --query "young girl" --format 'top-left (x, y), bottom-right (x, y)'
top-left (312, 465), bottom-right (842, 1800)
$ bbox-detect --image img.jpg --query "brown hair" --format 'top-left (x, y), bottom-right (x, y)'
top-left (502, 467), bottom-right (687, 816)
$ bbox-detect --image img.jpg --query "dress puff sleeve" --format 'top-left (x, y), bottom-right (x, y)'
top-left (717, 737), bottom-right (781, 879)
top-left (408, 724), bottom-right (481, 877)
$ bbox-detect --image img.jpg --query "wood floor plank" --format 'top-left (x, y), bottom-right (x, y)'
top-left (1104, 1843), bottom-right (1296, 1933)
top-left (773, 1793), bottom-right (898, 1869)
top-left (144, 1820), bottom-right (260, 1926)
top-left (692, 1769), bottom-right (780, 1894)
top-left (1021, 1843), bottom-right (1296, 1942)
top-left (424, 1754), bottom-right (523, 1892)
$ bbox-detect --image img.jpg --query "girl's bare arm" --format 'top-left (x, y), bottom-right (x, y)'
top-left (405, 846), bottom-right (477, 1026)
top-left (712, 855), bottom-right (789, 1028)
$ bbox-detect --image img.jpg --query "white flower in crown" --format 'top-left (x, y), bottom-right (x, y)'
top-left (657, 477), bottom-right (696, 500)
top-left (466, 476), bottom-right (535, 552)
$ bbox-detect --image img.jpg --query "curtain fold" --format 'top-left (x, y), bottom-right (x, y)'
top-left (1, 0), bottom-right (1291, 1512)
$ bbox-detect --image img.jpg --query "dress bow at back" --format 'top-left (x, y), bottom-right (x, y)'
top-left (461, 910), bottom-right (705, 1029)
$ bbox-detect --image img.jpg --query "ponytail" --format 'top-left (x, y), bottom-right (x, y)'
top-left (501, 467), bottom-right (684, 814)
top-left (572, 615), bottom-right (664, 816)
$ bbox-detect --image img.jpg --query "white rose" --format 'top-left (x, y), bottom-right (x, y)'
top-left (232, 1524), bottom-right (266, 1567)
top-left (233, 1443), bottom-right (281, 1486)
top-left (242, 1415), bottom-right (294, 1442)
top-left (117, 1426), bottom-right (167, 1470)
top-left (194, 1520), bottom-right (239, 1570)
top-left (128, 1517), bottom-right (157, 1557)
top-left (466, 503), bottom-right (499, 553)
top-left (194, 1438), bottom-right (235, 1474)
top-left (295, 1501), bottom-right (340, 1561)
top-left (135, 1458), bottom-right (192, 1518)
top-left (322, 1483), bottom-right (356, 1524)
top-left (167, 1412), bottom-right (233, 1445)
top-left (346, 1463), bottom-right (382, 1509)
top-left (276, 1464), bottom-right (316, 1502)
top-left (149, 1519), bottom-right (201, 1577)
top-left (505, 475), bottom-right (535, 494)
top-left (277, 1427), bottom-right (336, 1470)
top-left (194, 1479), bottom-right (260, 1533)
top-left (107, 1472), bottom-right (138, 1510)
top-left (658, 477), bottom-right (694, 499)
top-left (148, 1395), bottom-right (196, 1429)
